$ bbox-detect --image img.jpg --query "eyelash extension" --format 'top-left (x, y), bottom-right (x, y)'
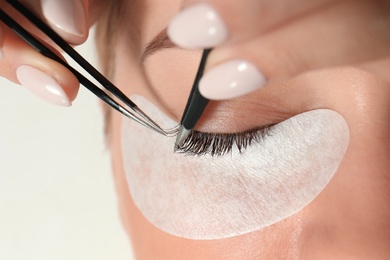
top-left (175, 125), bottom-right (274, 157)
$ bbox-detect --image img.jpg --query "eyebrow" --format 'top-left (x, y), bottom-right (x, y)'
top-left (142, 28), bottom-right (178, 60)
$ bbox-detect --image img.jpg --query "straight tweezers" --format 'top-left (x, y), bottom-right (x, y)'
top-left (0, 0), bottom-right (166, 135)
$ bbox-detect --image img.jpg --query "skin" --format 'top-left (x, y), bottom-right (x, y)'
top-left (1, 0), bottom-right (389, 259)
top-left (104, 0), bottom-right (390, 259)
top-left (0, 0), bottom-right (102, 101)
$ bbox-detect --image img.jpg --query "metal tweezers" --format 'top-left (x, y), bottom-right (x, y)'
top-left (0, 0), bottom-right (176, 136)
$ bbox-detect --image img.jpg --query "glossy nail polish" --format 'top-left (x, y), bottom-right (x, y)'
top-left (42, 0), bottom-right (87, 37)
top-left (16, 65), bottom-right (71, 107)
top-left (199, 60), bottom-right (266, 100)
top-left (167, 3), bottom-right (228, 49)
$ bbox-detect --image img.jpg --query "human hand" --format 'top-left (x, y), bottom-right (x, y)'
top-left (167, 0), bottom-right (390, 100)
top-left (0, 0), bottom-right (99, 106)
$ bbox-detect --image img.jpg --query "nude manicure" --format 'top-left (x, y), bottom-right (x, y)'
top-left (199, 60), bottom-right (266, 100)
top-left (167, 3), bottom-right (228, 49)
top-left (42, 0), bottom-right (87, 37)
top-left (16, 65), bottom-right (71, 107)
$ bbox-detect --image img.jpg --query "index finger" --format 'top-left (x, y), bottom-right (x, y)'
top-left (40, 0), bottom-right (89, 45)
top-left (167, 0), bottom-right (335, 49)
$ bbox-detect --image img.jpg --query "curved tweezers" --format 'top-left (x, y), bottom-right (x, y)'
top-left (0, 0), bottom-right (176, 136)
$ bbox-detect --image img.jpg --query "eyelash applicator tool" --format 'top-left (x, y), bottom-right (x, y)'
top-left (175, 49), bottom-right (212, 150)
top-left (0, 0), bottom-right (177, 137)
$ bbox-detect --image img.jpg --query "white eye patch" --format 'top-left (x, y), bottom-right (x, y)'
top-left (121, 96), bottom-right (350, 240)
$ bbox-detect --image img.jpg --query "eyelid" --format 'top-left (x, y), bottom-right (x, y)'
top-left (142, 28), bottom-right (178, 60)
top-left (175, 125), bottom-right (274, 157)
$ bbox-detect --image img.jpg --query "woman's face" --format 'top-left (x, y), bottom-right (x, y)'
top-left (106, 0), bottom-right (390, 259)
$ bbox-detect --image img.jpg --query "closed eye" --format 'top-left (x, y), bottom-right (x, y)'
top-left (175, 125), bottom-right (274, 157)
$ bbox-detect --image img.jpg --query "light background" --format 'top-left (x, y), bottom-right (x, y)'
top-left (0, 30), bottom-right (134, 259)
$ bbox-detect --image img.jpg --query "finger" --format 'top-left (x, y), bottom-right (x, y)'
top-left (40, 0), bottom-right (89, 45)
top-left (0, 23), bottom-right (4, 56)
top-left (0, 27), bottom-right (79, 106)
top-left (41, 0), bottom-right (106, 44)
top-left (167, 0), bottom-right (336, 49)
top-left (2, 0), bottom-right (89, 45)
top-left (358, 57), bottom-right (390, 84)
top-left (198, 0), bottom-right (390, 100)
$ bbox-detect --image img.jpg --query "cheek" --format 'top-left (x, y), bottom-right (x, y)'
top-left (121, 96), bottom-right (350, 240)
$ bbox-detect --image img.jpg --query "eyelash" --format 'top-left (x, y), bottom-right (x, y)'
top-left (175, 125), bottom-right (274, 157)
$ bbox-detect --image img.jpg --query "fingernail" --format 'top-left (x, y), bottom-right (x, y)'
top-left (199, 60), bottom-right (266, 100)
top-left (16, 65), bottom-right (71, 107)
top-left (42, 0), bottom-right (87, 37)
top-left (167, 3), bottom-right (228, 49)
